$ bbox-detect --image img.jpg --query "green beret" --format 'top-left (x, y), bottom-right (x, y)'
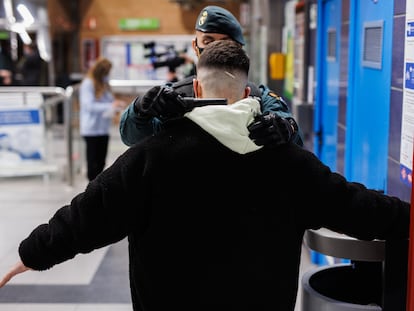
top-left (195, 6), bottom-right (245, 45)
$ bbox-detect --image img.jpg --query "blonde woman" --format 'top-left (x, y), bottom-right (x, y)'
top-left (79, 57), bottom-right (125, 181)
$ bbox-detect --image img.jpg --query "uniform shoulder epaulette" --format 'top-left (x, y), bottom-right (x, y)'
top-left (267, 91), bottom-right (282, 100)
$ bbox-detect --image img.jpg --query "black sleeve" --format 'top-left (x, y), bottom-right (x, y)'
top-left (288, 145), bottom-right (410, 241)
top-left (18, 146), bottom-right (150, 270)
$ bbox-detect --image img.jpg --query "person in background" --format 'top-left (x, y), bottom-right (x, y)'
top-left (119, 5), bottom-right (302, 148)
top-left (16, 42), bottom-right (46, 86)
top-left (0, 39), bottom-right (409, 311)
top-left (79, 57), bottom-right (126, 181)
top-left (0, 68), bottom-right (13, 86)
top-left (0, 43), bottom-right (15, 85)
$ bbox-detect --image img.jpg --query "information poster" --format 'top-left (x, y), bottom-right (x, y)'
top-left (101, 35), bottom-right (196, 81)
top-left (405, 2), bottom-right (414, 311)
top-left (283, 0), bottom-right (297, 101)
top-left (293, 1), bottom-right (306, 105)
top-left (0, 94), bottom-right (45, 168)
top-left (400, 2), bottom-right (414, 186)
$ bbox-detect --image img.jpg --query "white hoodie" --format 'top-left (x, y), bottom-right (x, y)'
top-left (185, 98), bottom-right (263, 154)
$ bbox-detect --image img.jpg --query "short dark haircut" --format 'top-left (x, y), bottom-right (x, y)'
top-left (197, 40), bottom-right (249, 76)
top-left (196, 40), bottom-right (250, 102)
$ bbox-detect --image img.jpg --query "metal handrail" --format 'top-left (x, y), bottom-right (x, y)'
top-left (109, 79), bottom-right (166, 94)
top-left (63, 84), bottom-right (79, 186)
top-left (110, 79), bottom-right (165, 87)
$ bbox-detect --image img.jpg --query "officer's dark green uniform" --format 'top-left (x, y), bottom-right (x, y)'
top-left (119, 5), bottom-right (303, 147)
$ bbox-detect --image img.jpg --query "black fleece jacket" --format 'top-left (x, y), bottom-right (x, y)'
top-left (19, 118), bottom-right (409, 311)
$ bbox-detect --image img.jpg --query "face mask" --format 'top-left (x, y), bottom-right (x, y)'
top-left (195, 38), bottom-right (204, 56)
top-left (196, 46), bottom-right (204, 55)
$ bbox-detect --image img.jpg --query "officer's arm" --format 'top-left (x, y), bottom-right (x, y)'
top-left (247, 83), bottom-right (304, 147)
top-left (119, 78), bottom-right (195, 147)
top-left (119, 98), bottom-right (161, 147)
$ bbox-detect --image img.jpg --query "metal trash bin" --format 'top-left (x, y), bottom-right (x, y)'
top-left (301, 263), bottom-right (382, 311)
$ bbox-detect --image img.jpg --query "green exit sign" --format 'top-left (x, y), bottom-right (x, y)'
top-left (0, 31), bottom-right (9, 39)
top-left (119, 18), bottom-right (160, 30)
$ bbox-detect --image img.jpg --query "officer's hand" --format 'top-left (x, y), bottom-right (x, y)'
top-left (135, 85), bottom-right (188, 121)
top-left (248, 112), bottom-right (298, 147)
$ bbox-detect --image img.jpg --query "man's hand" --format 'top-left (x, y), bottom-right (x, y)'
top-left (0, 261), bottom-right (30, 288)
top-left (134, 85), bottom-right (189, 121)
top-left (248, 112), bottom-right (298, 147)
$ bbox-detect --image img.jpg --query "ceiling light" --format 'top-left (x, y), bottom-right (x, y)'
top-left (17, 4), bottom-right (34, 27)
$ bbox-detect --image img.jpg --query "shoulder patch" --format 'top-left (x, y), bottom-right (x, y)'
top-left (268, 91), bottom-right (281, 99)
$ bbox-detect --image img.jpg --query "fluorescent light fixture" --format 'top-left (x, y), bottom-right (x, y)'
top-left (17, 4), bottom-right (34, 27)
top-left (1, 1), bottom-right (33, 45)
top-left (37, 29), bottom-right (50, 61)
top-left (10, 23), bottom-right (32, 44)
top-left (3, 0), bottom-right (16, 23)
top-left (36, 7), bottom-right (51, 61)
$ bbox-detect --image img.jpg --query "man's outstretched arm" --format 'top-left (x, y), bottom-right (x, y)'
top-left (0, 261), bottom-right (30, 288)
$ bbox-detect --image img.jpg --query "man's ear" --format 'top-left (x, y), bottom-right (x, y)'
top-left (193, 78), bottom-right (202, 98)
top-left (191, 38), bottom-right (200, 58)
top-left (244, 86), bottom-right (251, 98)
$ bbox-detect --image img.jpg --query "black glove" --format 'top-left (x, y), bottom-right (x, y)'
top-left (248, 112), bottom-right (298, 147)
top-left (134, 85), bottom-right (189, 121)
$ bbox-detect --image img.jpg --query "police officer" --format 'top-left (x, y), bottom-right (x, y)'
top-left (119, 5), bottom-right (303, 147)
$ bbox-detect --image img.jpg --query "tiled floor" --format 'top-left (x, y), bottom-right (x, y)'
top-left (0, 124), bottom-right (317, 311)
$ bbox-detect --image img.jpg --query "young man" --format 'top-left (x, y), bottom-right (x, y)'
top-left (119, 5), bottom-right (303, 148)
top-left (0, 40), bottom-right (409, 311)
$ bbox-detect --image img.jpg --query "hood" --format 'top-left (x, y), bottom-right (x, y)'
top-left (184, 98), bottom-right (263, 154)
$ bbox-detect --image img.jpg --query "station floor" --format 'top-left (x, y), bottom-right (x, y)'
top-left (0, 124), bottom-right (317, 311)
